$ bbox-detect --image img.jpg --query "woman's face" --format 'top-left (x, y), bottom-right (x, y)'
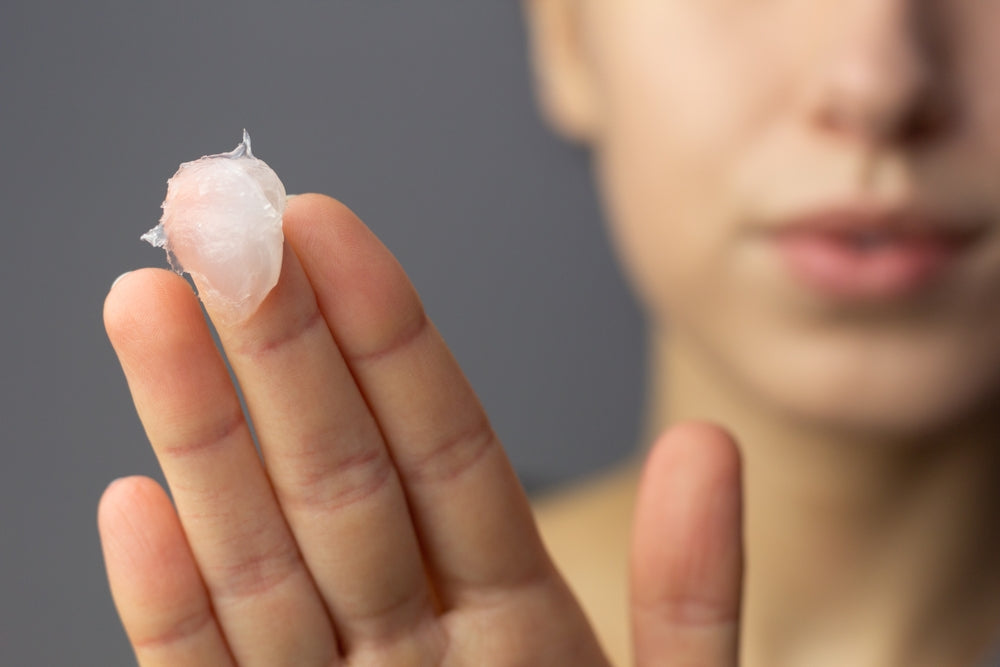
top-left (547, 1), bottom-right (1000, 436)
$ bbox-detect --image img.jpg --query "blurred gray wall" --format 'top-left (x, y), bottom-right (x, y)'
top-left (0, 2), bottom-right (644, 663)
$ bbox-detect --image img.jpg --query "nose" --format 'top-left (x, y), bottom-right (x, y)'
top-left (809, 2), bottom-right (954, 146)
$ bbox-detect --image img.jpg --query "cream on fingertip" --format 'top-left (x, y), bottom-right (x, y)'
top-left (141, 130), bottom-right (287, 325)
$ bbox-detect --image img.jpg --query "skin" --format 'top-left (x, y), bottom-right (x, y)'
top-left (99, 1), bottom-right (1000, 665)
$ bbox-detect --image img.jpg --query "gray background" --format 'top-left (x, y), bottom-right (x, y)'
top-left (0, 2), bottom-right (644, 664)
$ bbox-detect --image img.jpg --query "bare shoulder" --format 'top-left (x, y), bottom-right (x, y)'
top-left (531, 460), bottom-right (641, 667)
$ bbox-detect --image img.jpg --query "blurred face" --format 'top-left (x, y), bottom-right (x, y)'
top-left (577, 1), bottom-right (1000, 436)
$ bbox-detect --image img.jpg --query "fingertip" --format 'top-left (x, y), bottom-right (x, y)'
top-left (637, 421), bottom-right (744, 564)
top-left (97, 472), bottom-right (197, 602)
top-left (97, 475), bottom-right (169, 545)
top-left (99, 474), bottom-right (164, 507)
top-left (283, 192), bottom-right (359, 225)
top-left (98, 476), bottom-right (185, 601)
top-left (282, 192), bottom-right (426, 360)
top-left (103, 268), bottom-right (204, 357)
top-left (99, 474), bottom-right (147, 509)
top-left (645, 421), bottom-right (742, 489)
top-left (282, 192), bottom-right (384, 264)
top-left (282, 193), bottom-right (368, 252)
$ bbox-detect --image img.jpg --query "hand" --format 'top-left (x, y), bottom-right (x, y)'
top-left (98, 194), bottom-right (744, 666)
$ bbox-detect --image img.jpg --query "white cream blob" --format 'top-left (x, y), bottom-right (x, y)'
top-left (142, 130), bottom-right (286, 323)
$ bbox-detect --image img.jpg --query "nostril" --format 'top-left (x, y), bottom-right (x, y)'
top-left (897, 92), bottom-right (956, 144)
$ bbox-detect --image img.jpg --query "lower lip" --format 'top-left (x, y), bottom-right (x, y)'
top-left (772, 231), bottom-right (972, 300)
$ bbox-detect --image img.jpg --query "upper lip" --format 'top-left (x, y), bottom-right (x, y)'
top-left (773, 204), bottom-right (988, 240)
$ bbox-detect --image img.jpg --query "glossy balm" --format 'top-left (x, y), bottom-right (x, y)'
top-left (142, 130), bottom-right (286, 323)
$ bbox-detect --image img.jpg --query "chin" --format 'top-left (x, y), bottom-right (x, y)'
top-left (742, 342), bottom-right (1000, 442)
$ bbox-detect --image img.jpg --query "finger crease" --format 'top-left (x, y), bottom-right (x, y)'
top-left (238, 308), bottom-right (325, 360)
top-left (347, 308), bottom-right (429, 365)
top-left (131, 605), bottom-right (215, 651)
top-left (281, 446), bottom-right (395, 514)
top-left (208, 542), bottom-right (305, 602)
top-left (447, 557), bottom-right (555, 611)
top-left (339, 588), bottom-right (431, 650)
top-left (633, 596), bottom-right (739, 629)
top-left (403, 419), bottom-right (497, 485)
top-left (160, 411), bottom-right (246, 459)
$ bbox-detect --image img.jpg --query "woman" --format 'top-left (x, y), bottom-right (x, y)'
top-left (98, 1), bottom-right (1000, 665)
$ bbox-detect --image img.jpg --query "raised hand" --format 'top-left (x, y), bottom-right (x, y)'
top-left (98, 194), bottom-right (744, 666)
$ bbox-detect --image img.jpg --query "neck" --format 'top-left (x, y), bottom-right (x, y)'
top-left (643, 327), bottom-right (1000, 667)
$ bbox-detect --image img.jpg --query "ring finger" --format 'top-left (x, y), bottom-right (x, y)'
top-left (203, 241), bottom-right (440, 659)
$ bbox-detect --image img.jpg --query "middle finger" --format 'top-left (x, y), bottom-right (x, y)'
top-left (207, 242), bottom-right (439, 656)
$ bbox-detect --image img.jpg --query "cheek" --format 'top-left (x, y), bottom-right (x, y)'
top-left (590, 37), bottom-right (784, 325)
top-left (594, 138), bottom-right (729, 327)
top-left (586, 2), bottom-right (815, 323)
top-left (733, 312), bottom-right (1000, 435)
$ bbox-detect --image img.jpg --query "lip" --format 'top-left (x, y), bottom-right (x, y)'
top-left (767, 206), bottom-right (987, 301)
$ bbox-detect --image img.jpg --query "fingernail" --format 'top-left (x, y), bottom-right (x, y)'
top-left (111, 271), bottom-right (132, 289)
top-left (286, 193), bottom-right (299, 202)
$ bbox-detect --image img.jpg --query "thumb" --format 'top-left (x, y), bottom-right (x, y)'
top-left (630, 422), bottom-right (745, 666)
